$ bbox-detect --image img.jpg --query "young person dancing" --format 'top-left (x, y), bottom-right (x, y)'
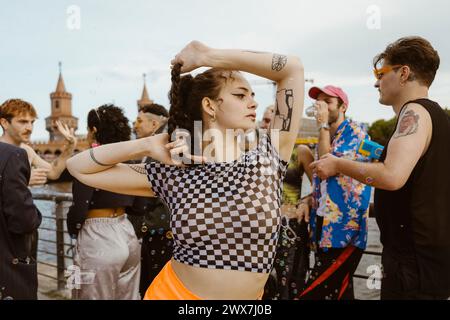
top-left (67, 41), bottom-right (304, 300)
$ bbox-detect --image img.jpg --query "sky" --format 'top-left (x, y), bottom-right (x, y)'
top-left (1, 0), bottom-right (449, 140)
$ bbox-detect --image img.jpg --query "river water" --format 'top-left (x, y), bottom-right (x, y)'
top-left (33, 179), bottom-right (382, 300)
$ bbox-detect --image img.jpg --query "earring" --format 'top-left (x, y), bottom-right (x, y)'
top-left (211, 113), bottom-right (216, 122)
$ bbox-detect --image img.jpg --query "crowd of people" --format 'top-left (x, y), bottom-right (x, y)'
top-left (0, 36), bottom-right (449, 300)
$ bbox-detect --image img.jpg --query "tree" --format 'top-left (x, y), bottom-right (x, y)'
top-left (445, 108), bottom-right (450, 117)
top-left (368, 117), bottom-right (397, 146)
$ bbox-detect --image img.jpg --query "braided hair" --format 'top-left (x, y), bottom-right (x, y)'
top-left (168, 63), bottom-right (236, 153)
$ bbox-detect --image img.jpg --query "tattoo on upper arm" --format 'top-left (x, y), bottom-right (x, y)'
top-left (272, 54), bottom-right (287, 71)
top-left (127, 164), bottom-right (147, 175)
top-left (272, 89), bottom-right (294, 132)
top-left (393, 109), bottom-right (419, 138)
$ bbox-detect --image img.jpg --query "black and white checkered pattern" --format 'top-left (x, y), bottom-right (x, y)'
top-left (145, 133), bottom-right (288, 273)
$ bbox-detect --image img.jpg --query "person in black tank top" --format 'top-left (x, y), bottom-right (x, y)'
top-left (310, 37), bottom-right (450, 299)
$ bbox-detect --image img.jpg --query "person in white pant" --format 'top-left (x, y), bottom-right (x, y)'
top-left (67, 104), bottom-right (141, 300)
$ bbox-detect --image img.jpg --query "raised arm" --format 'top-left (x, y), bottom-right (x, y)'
top-left (67, 135), bottom-right (156, 197)
top-left (311, 103), bottom-right (432, 190)
top-left (172, 41), bottom-right (305, 162)
top-left (23, 121), bottom-right (77, 180)
top-left (46, 121), bottom-right (77, 180)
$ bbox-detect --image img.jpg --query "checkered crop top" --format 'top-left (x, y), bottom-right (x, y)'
top-left (145, 133), bottom-right (288, 273)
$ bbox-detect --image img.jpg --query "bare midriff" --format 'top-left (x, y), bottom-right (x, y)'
top-left (171, 258), bottom-right (268, 300)
top-left (86, 207), bottom-right (126, 219)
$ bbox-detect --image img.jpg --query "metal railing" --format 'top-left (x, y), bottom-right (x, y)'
top-left (32, 190), bottom-right (382, 297)
top-left (32, 190), bottom-right (73, 291)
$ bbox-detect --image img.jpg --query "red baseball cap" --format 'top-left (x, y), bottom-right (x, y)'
top-left (308, 85), bottom-right (349, 107)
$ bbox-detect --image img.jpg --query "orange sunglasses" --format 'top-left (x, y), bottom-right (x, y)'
top-left (373, 64), bottom-right (403, 80)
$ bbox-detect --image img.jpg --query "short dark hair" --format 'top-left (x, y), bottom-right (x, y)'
top-left (373, 36), bottom-right (440, 87)
top-left (87, 104), bottom-right (131, 145)
top-left (139, 103), bottom-right (169, 117)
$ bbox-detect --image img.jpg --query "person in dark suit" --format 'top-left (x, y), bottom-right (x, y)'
top-left (0, 142), bottom-right (42, 300)
top-left (1, 98), bottom-right (77, 263)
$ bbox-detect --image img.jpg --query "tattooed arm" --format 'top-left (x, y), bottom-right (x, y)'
top-left (67, 132), bottom-right (204, 197)
top-left (267, 54), bottom-right (304, 161)
top-left (173, 43), bottom-right (303, 84)
top-left (310, 103), bottom-right (432, 190)
top-left (271, 86), bottom-right (302, 162)
top-left (171, 41), bottom-right (304, 162)
top-left (66, 137), bottom-right (156, 197)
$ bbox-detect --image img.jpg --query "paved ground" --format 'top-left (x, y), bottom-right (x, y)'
top-left (37, 263), bottom-right (71, 300)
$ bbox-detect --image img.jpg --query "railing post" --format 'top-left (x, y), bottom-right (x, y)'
top-left (55, 199), bottom-right (66, 291)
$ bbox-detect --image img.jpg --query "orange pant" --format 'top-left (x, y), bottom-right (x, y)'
top-left (143, 261), bottom-right (202, 300)
top-left (144, 261), bottom-right (265, 300)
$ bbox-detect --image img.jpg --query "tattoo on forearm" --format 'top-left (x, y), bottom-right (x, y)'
top-left (243, 50), bottom-right (268, 54)
top-left (272, 54), bottom-right (287, 71)
top-left (89, 148), bottom-right (113, 166)
top-left (272, 89), bottom-right (294, 132)
top-left (127, 164), bottom-right (147, 175)
top-left (393, 109), bottom-right (419, 138)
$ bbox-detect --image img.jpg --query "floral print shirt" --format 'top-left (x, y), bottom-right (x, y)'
top-left (310, 119), bottom-right (372, 250)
